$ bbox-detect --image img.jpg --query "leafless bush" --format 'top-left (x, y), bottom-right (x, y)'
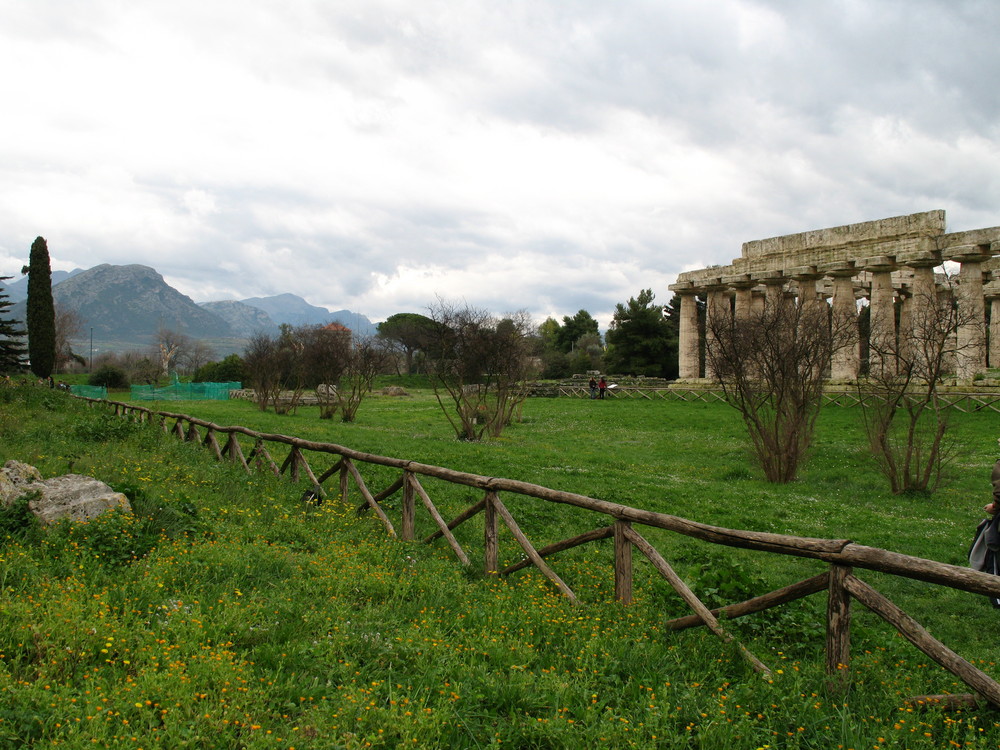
top-left (300, 325), bottom-right (352, 419)
top-left (706, 297), bottom-right (851, 483)
top-left (425, 302), bottom-right (536, 440)
top-left (337, 336), bottom-right (393, 422)
top-left (53, 304), bottom-right (83, 372)
top-left (243, 331), bottom-right (289, 412)
top-left (858, 278), bottom-right (983, 493)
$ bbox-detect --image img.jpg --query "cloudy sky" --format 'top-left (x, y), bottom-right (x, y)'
top-left (1, 0), bottom-right (998, 328)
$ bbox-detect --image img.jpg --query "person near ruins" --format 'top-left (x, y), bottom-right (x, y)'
top-left (969, 439), bottom-right (1000, 607)
top-left (598, 377), bottom-right (607, 399)
top-left (588, 377), bottom-right (598, 399)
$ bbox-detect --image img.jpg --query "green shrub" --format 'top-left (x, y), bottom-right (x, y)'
top-left (89, 364), bottom-right (129, 388)
top-left (0, 382), bottom-right (62, 410)
top-left (112, 480), bottom-right (205, 540)
top-left (44, 509), bottom-right (148, 568)
top-left (193, 353), bottom-right (245, 383)
top-left (0, 494), bottom-right (42, 544)
top-left (71, 412), bottom-right (140, 442)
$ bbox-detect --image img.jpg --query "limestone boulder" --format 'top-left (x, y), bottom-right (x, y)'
top-left (0, 461), bottom-right (131, 525)
top-left (26, 474), bottom-right (132, 525)
top-left (0, 460), bottom-right (44, 506)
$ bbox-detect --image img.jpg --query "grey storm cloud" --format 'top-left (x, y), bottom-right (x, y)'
top-left (1, 0), bottom-right (998, 327)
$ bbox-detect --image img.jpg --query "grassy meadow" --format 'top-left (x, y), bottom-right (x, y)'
top-left (1, 382), bottom-right (1000, 748)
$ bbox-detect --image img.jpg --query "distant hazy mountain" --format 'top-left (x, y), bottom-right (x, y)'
top-left (3, 268), bottom-right (84, 302)
top-left (239, 293), bottom-right (378, 336)
top-left (199, 300), bottom-right (281, 338)
top-left (11, 264), bottom-right (234, 340)
top-left (7, 265), bottom-right (379, 352)
top-left (239, 293), bottom-right (333, 327)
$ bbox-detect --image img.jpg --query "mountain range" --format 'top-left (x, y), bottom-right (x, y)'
top-left (4, 263), bottom-right (377, 354)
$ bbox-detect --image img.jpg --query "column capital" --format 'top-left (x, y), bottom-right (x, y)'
top-left (722, 273), bottom-right (754, 289)
top-left (942, 243), bottom-right (992, 263)
top-left (819, 260), bottom-right (856, 278)
top-left (859, 256), bottom-right (896, 273)
top-left (701, 279), bottom-right (728, 293)
top-left (896, 249), bottom-right (941, 268)
top-left (751, 269), bottom-right (786, 285)
top-left (984, 280), bottom-right (1000, 300)
top-left (788, 265), bottom-right (823, 281)
top-left (668, 280), bottom-right (699, 295)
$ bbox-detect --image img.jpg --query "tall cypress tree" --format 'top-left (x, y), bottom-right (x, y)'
top-left (22, 236), bottom-right (56, 378)
top-left (0, 275), bottom-right (27, 373)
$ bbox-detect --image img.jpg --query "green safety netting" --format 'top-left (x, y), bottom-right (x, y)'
top-left (130, 381), bottom-right (241, 401)
top-left (70, 384), bottom-right (109, 399)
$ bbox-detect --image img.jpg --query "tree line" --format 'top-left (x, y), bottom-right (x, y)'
top-left (378, 288), bottom-right (681, 381)
top-left (1, 236), bottom-right (976, 494)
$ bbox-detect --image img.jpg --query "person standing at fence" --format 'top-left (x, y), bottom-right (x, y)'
top-left (588, 377), bottom-right (598, 399)
top-left (598, 377), bottom-right (607, 399)
top-left (969, 439), bottom-right (1000, 607)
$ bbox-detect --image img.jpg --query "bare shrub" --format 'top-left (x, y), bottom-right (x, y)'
top-left (337, 336), bottom-right (393, 423)
top-left (706, 297), bottom-right (851, 483)
top-left (425, 302), bottom-right (536, 441)
top-left (858, 277), bottom-right (983, 493)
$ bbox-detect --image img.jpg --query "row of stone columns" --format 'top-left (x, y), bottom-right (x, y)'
top-left (675, 250), bottom-right (995, 382)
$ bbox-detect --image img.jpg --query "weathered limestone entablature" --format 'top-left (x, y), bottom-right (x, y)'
top-left (737, 210), bottom-right (944, 274)
top-left (668, 210), bottom-right (1000, 381)
top-left (669, 212), bottom-right (1000, 298)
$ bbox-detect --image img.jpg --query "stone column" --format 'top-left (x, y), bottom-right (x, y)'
top-left (677, 289), bottom-right (701, 379)
top-left (790, 266), bottom-right (825, 315)
top-left (753, 271), bottom-right (787, 312)
top-left (990, 291), bottom-right (1000, 370)
top-left (862, 256), bottom-right (897, 376)
top-left (724, 274), bottom-right (754, 320)
top-left (895, 251), bottom-right (941, 371)
top-left (822, 262), bottom-right (859, 381)
top-left (704, 283), bottom-right (729, 382)
top-left (987, 279), bottom-right (1000, 369)
top-left (896, 284), bottom-right (913, 361)
top-left (906, 261), bottom-right (938, 313)
top-left (947, 245), bottom-right (990, 381)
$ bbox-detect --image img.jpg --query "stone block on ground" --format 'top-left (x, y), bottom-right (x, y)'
top-left (0, 461), bottom-right (132, 524)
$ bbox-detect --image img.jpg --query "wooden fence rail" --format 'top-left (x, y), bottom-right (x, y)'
top-left (88, 396), bottom-right (1000, 706)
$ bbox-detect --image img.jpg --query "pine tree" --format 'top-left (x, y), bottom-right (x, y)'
top-left (23, 236), bottom-right (56, 377)
top-left (0, 275), bottom-right (27, 373)
top-left (605, 289), bottom-right (676, 378)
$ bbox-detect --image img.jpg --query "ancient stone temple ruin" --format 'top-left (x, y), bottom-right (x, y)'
top-left (668, 210), bottom-right (1000, 382)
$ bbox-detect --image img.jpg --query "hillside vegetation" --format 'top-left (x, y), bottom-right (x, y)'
top-left (1, 384), bottom-right (999, 748)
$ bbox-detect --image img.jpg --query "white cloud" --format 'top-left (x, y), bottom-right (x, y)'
top-left (1, 0), bottom-right (998, 328)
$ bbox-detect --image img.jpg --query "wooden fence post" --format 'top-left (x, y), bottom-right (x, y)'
top-left (826, 564), bottom-right (852, 691)
top-left (484, 491), bottom-right (499, 575)
top-left (614, 519), bottom-right (633, 604)
top-left (339, 459), bottom-right (350, 502)
top-left (401, 470), bottom-right (415, 542)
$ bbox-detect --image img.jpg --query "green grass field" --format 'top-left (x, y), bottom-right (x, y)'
top-left (1, 384), bottom-right (999, 748)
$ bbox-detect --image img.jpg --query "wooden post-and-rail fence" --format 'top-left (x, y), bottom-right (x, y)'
top-left (87, 396), bottom-right (1000, 707)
